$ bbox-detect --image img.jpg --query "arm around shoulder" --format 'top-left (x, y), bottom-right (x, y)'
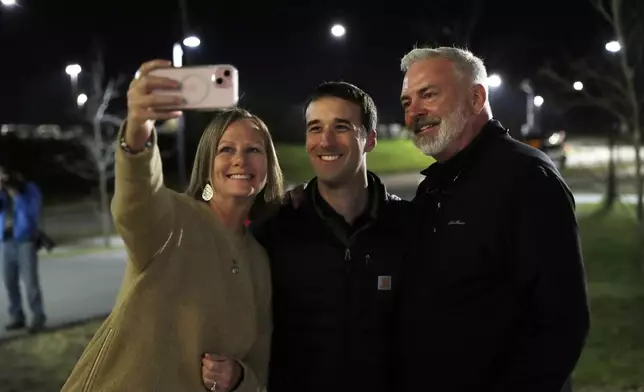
top-left (111, 122), bottom-right (176, 271)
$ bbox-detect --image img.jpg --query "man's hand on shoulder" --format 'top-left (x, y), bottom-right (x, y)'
top-left (282, 182), bottom-right (307, 209)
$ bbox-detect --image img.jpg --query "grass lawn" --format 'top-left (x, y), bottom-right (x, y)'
top-left (275, 138), bottom-right (433, 183)
top-left (0, 319), bottom-right (104, 392)
top-left (0, 205), bottom-right (642, 391)
top-left (573, 204), bottom-right (644, 391)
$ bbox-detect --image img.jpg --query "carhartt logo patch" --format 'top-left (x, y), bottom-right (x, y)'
top-left (378, 276), bottom-right (392, 291)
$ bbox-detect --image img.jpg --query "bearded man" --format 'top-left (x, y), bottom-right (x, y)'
top-left (397, 47), bottom-right (589, 392)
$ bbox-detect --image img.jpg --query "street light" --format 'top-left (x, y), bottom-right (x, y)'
top-left (573, 81), bottom-right (584, 91)
top-left (534, 95), bottom-right (544, 107)
top-left (175, 35), bottom-right (200, 67)
top-left (65, 64), bottom-right (82, 102)
top-left (173, 43), bottom-right (184, 67)
top-left (65, 64), bottom-right (81, 77)
top-left (183, 35), bottom-right (200, 48)
top-left (331, 24), bottom-right (346, 38)
top-left (77, 93), bottom-right (88, 107)
top-left (487, 74), bottom-right (502, 89)
top-left (1, 0), bottom-right (17, 6)
top-left (605, 40), bottom-right (621, 53)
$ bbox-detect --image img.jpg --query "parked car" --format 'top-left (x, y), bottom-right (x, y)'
top-left (523, 130), bottom-right (568, 170)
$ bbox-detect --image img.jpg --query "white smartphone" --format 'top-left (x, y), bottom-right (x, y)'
top-left (149, 65), bottom-right (239, 110)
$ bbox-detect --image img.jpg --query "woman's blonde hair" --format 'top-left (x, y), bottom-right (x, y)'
top-left (185, 107), bottom-right (284, 203)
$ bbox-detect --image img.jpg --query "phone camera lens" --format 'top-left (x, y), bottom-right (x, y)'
top-left (223, 70), bottom-right (231, 77)
top-left (215, 77), bottom-right (223, 85)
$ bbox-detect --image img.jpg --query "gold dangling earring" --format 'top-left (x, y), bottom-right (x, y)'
top-left (201, 182), bottom-right (213, 201)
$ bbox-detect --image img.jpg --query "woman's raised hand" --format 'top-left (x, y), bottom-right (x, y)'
top-left (124, 59), bottom-right (183, 150)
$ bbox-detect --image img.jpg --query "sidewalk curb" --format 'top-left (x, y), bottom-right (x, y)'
top-left (0, 314), bottom-right (108, 344)
top-left (40, 246), bottom-right (125, 260)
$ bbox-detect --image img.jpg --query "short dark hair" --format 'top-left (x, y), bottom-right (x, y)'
top-left (304, 81), bottom-right (378, 132)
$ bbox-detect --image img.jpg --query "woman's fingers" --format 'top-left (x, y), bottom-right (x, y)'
top-left (127, 72), bottom-right (183, 126)
top-left (130, 75), bottom-right (180, 94)
top-left (136, 59), bottom-right (173, 78)
top-left (202, 354), bottom-right (237, 391)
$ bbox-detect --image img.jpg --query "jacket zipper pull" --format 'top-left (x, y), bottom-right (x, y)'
top-left (344, 248), bottom-right (351, 274)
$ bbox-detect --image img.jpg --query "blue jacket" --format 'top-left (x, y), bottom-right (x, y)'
top-left (0, 182), bottom-right (42, 242)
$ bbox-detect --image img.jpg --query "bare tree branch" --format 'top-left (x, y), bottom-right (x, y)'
top-left (103, 140), bottom-right (117, 161)
top-left (62, 54), bottom-right (122, 183)
top-left (550, 0), bottom-right (644, 222)
top-left (53, 41), bottom-right (122, 246)
top-left (568, 58), bottom-right (629, 98)
top-left (58, 158), bottom-right (97, 181)
top-left (589, 0), bottom-right (614, 25)
top-left (540, 1), bottom-right (643, 125)
top-left (539, 65), bottom-right (627, 118)
top-left (95, 80), bottom-right (115, 123)
top-left (95, 75), bottom-right (125, 122)
top-left (102, 114), bottom-right (123, 127)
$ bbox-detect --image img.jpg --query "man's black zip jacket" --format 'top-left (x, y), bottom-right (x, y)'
top-left (251, 172), bottom-right (414, 392)
top-left (397, 119), bottom-right (590, 391)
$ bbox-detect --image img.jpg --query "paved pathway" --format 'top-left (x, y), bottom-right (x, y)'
top-left (0, 248), bottom-right (125, 340)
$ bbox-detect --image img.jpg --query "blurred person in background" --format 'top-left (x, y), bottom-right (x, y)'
top-left (0, 166), bottom-right (46, 334)
top-left (61, 59), bottom-right (283, 392)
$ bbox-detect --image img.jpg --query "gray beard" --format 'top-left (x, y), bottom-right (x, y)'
top-left (412, 104), bottom-right (469, 157)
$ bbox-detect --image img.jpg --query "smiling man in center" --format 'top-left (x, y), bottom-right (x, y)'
top-left (201, 81), bottom-right (416, 392)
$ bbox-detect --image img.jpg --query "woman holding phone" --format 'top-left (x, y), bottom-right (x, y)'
top-left (61, 60), bottom-right (283, 392)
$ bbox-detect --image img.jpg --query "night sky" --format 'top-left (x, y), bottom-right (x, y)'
top-left (0, 0), bottom-right (614, 136)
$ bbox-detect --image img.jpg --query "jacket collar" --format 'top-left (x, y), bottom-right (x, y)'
top-left (305, 170), bottom-right (386, 222)
top-left (303, 171), bottom-right (390, 246)
top-left (420, 119), bottom-right (509, 184)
